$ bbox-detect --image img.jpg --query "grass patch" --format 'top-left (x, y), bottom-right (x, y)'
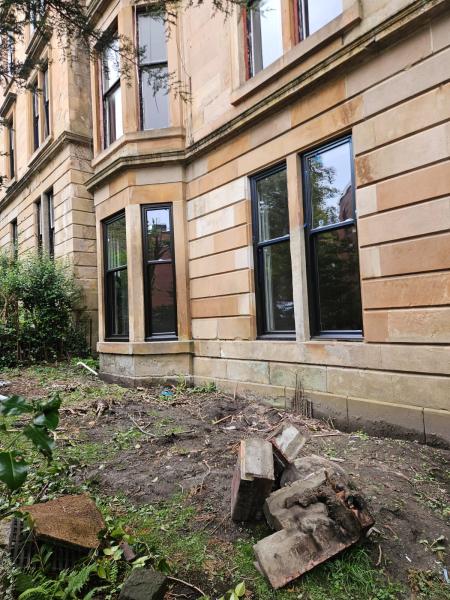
top-left (232, 541), bottom-right (405, 600)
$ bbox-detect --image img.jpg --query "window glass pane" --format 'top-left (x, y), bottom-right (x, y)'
top-left (145, 207), bottom-right (172, 261)
top-left (138, 14), bottom-right (167, 64)
top-left (306, 0), bottom-right (342, 35)
top-left (103, 38), bottom-right (120, 91)
top-left (256, 168), bottom-right (289, 242)
top-left (106, 86), bottom-right (122, 144)
top-left (110, 269), bottom-right (129, 336)
top-left (148, 263), bottom-right (176, 334)
top-left (141, 66), bottom-right (169, 130)
top-left (262, 242), bottom-right (295, 332)
top-left (251, 0), bottom-right (283, 72)
top-left (315, 226), bottom-right (362, 332)
top-left (307, 140), bottom-right (353, 229)
top-left (106, 216), bottom-right (127, 270)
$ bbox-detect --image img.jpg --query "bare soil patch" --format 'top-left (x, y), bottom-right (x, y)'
top-left (1, 367), bottom-right (449, 598)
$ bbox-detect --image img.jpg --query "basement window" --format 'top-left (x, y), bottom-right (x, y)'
top-left (246, 0), bottom-right (283, 77)
top-left (137, 12), bottom-right (169, 130)
top-left (252, 164), bottom-right (295, 336)
top-left (142, 204), bottom-right (177, 339)
top-left (104, 212), bottom-right (129, 340)
top-left (302, 136), bottom-right (362, 338)
top-left (299, 0), bottom-right (342, 38)
top-left (102, 34), bottom-right (123, 147)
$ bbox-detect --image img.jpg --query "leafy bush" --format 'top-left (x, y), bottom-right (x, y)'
top-left (0, 252), bottom-right (89, 367)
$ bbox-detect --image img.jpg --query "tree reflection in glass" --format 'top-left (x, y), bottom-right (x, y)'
top-left (304, 138), bottom-right (362, 335)
top-left (253, 166), bottom-right (295, 335)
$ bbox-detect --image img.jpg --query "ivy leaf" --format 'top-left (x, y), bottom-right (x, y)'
top-left (0, 395), bottom-right (34, 416)
top-left (23, 425), bottom-right (55, 457)
top-left (96, 563), bottom-right (107, 579)
top-left (235, 582), bottom-right (246, 597)
top-left (33, 411), bottom-right (59, 430)
top-left (0, 451), bottom-right (28, 491)
top-left (37, 393), bottom-right (62, 414)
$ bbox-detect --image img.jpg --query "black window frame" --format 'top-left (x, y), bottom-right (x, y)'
top-left (7, 115), bottom-right (15, 179)
top-left (141, 203), bottom-right (178, 341)
top-left (103, 211), bottom-right (129, 341)
top-left (43, 64), bottom-right (50, 139)
top-left (31, 79), bottom-right (40, 151)
top-left (11, 219), bottom-right (18, 259)
top-left (101, 30), bottom-right (122, 148)
top-left (46, 188), bottom-right (54, 258)
top-left (36, 199), bottom-right (43, 251)
top-left (251, 162), bottom-right (296, 339)
top-left (137, 11), bottom-right (169, 131)
top-left (302, 135), bottom-right (363, 340)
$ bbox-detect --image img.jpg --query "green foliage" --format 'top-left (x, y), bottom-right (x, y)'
top-left (0, 252), bottom-right (89, 368)
top-left (0, 393), bottom-right (60, 494)
top-left (16, 562), bottom-right (101, 600)
top-left (232, 541), bottom-right (404, 600)
top-left (214, 581), bottom-right (246, 600)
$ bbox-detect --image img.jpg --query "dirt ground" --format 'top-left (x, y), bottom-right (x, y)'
top-left (1, 365), bottom-right (450, 599)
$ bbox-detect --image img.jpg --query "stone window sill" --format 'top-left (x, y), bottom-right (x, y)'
top-left (28, 135), bottom-right (53, 169)
top-left (231, 2), bottom-right (361, 106)
top-left (92, 127), bottom-right (185, 168)
top-left (97, 340), bottom-right (193, 355)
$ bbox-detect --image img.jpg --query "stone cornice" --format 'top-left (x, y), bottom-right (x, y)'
top-left (0, 92), bottom-right (17, 119)
top-left (85, 0), bottom-right (448, 192)
top-left (0, 131), bottom-right (92, 211)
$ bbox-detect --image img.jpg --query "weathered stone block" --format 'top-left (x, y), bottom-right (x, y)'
top-left (255, 479), bottom-right (373, 589)
top-left (119, 568), bottom-right (167, 600)
top-left (268, 422), bottom-right (308, 464)
top-left (231, 439), bottom-right (274, 521)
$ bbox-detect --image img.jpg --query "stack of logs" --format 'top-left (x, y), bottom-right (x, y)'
top-left (231, 422), bottom-right (374, 589)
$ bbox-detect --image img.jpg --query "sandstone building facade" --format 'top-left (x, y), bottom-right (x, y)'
top-left (0, 14), bottom-right (98, 344)
top-left (1, 0), bottom-right (450, 445)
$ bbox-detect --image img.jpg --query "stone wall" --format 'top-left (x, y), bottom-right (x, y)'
top-left (87, 0), bottom-right (450, 445)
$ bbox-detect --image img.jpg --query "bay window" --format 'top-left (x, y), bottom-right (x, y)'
top-left (142, 205), bottom-right (177, 339)
top-left (303, 136), bottom-right (362, 337)
top-left (138, 13), bottom-right (169, 130)
top-left (252, 165), bottom-right (295, 336)
top-left (104, 213), bottom-right (129, 339)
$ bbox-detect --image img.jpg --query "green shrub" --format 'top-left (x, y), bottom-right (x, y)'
top-left (0, 252), bottom-right (89, 367)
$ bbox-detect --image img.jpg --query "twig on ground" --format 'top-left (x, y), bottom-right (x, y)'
top-left (312, 432), bottom-right (344, 438)
top-left (129, 416), bottom-right (157, 437)
top-left (168, 576), bottom-right (207, 598)
top-left (209, 513), bottom-right (228, 535)
top-left (376, 544), bottom-right (383, 567)
top-left (212, 413), bottom-right (234, 425)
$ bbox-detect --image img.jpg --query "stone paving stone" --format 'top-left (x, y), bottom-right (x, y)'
top-left (20, 494), bottom-right (105, 550)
